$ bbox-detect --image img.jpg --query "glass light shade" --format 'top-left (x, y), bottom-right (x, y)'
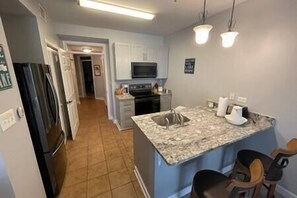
top-left (82, 48), bottom-right (92, 53)
top-left (220, 31), bottom-right (239, 48)
top-left (193, 25), bottom-right (213, 44)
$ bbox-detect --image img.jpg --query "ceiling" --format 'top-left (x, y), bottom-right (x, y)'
top-left (37, 0), bottom-right (247, 36)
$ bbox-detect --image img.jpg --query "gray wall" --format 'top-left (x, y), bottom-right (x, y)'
top-left (91, 55), bottom-right (106, 100)
top-left (0, 16), bottom-right (46, 197)
top-left (1, 14), bottom-right (44, 63)
top-left (165, 0), bottom-right (297, 194)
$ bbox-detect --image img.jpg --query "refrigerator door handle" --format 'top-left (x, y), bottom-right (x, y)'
top-left (45, 73), bottom-right (59, 124)
top-left (52, 131), bottom-right (65, 157)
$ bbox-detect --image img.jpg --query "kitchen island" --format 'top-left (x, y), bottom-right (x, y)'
top-left (131, 106), bottom-right (275, 198)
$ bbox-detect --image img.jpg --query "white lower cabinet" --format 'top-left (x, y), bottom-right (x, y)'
top-left (116, 98), bottom-right (135, 130)
top-left (160, 94), bottom-right (172, 111)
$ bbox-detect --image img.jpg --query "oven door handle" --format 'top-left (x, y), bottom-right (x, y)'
top-left (135, 98), bottom-right (153, 103)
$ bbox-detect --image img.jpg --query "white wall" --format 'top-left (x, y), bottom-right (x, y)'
top-left (165, 0), bottom-right (297, 195)
top-left (19, 0), bottom-right (60, 65)
top-left (0, 16), bottom-right (46, 197)
top-left (91, 55), bottom-right (106, 100)
top-left (54, 23), bottom-right (164, 119)
top-left (1, 14), bottom-right (44, 63)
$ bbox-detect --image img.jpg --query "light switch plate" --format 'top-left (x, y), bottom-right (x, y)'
top-left (0, 109), bottom-right (16, 132)
top-left (229, 92), bottom-right (235, 100)
top-left (237, 96), bottom-right (248, 103)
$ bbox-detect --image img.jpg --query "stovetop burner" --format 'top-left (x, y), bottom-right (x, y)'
top-left (129, 83), bottom-right (159, 99)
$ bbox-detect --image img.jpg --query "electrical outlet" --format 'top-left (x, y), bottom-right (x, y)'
top-left (229, 92), bottom-right (235, 100)
top-left (237, 96), bottom-right (248, 103)
top-left (0, 109), bottom-right (16, 132)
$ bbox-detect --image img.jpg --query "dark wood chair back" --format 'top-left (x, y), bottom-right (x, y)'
top-left (227, 159), bottom-right (264, 198)
top-left (267, 138), bottom-right (297, 181)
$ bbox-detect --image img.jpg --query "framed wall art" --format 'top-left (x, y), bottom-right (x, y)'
top-left (0, 45), bottom-right (12, 90)
top-left (94, 65), bottom-right (101, 76)
top-left (184, 58), bottom-right (196, 74)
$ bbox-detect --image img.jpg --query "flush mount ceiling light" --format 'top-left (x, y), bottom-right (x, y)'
top-left (221, 0), bottom-right (239, 48)
top-left (82, 48), bottom-right (92, 53)
top-left (193, 0), bottom-right (213, 44)
top-left (78, 0), bottom-right (155, 20)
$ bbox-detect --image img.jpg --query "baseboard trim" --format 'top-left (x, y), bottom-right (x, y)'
top-left (276, 185), bottom-right (297, 198)
top-left (95, 97), bottom-right (104, 100)
top-left (134, 166), bottom-right (151, 198)
top-left (168, 186), bottom-right (192, 198)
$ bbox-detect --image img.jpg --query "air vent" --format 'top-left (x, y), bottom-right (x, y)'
top-left (39, 4), bottom-right (47, 22)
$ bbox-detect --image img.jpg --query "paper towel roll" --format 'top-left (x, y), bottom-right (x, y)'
top-left (217, 97), bottom-right (229, 117)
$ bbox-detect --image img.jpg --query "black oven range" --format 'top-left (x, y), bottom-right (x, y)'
top-left (129, 84), bottom-right (160, 115)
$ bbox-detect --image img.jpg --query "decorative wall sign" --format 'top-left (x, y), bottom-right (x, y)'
top-left (0, 45), bottom-right (12, 90)
top-left (94, 65), bottom-right (101, 76)
top-left (184, 58), bottom-right (196, 74)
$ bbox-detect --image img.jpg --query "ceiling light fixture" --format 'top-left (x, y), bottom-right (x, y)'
top-left (78, 0), bottom-right (155, 20)
top-left (193, 0), bottom-right (213, 44)
top-left (221, 0), bottom-right (238, 48)
top-left (82, 48), bottom-right (92, 53)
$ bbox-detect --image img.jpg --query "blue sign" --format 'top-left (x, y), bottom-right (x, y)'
top-left (184, 58), bottom-right (195, 74)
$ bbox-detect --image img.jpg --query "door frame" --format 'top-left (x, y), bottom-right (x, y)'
top-left (63, 41), bottom-right (112, 120)
top-left (45, 43), bottom-right (71, 141)
top-left (80, 58), bottom-right (97, 98)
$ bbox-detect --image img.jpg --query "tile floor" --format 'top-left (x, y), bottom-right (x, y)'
top-left (59, 98), bottom-right (144, 198)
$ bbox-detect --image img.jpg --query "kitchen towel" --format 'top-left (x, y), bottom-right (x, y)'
top-left (217, 97), bottom-right (229, 117)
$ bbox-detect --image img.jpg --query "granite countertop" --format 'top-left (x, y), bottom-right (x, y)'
top-left (115, 94), bottom-right (134, 100)
top-left (131, 106), bottom-right (275, 166)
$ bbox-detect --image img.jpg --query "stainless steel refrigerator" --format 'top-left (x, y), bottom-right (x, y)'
top-left (13, 63), bottom-right (67, 197)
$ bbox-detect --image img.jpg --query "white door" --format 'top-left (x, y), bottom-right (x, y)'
top-left (59, 52), bottom-right (79, 140)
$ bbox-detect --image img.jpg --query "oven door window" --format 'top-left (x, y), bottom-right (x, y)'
top-left (135, 97), bottom-right (160, 115)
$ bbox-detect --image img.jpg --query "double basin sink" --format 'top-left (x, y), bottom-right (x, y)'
top-left (151, 112), bottom-right (190, 129)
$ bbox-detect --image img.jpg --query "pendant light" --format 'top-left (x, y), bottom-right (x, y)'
top-left (221, 0), bottom-right (238, 48)
top-left (193, 0), bottom-right (213, 44)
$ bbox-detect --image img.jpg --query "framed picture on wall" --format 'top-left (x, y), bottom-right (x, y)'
top-left (0, 45), bottom-right (13, 91)
top-left (94, 65), bottom-right (101, 76)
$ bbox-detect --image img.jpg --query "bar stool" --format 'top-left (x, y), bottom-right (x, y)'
top-left (231, 138), bottom-right (297, 198)
top-left (190, 159), bottom-right (264, 198)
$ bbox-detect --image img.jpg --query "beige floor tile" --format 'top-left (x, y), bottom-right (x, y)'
top-left (105, 148), bottom-right (122, 160)
top-left (111, 183), bottom-right (137, 198)
top-left (93, 191), bottom-right (112, 198)
top-left (106, 157), bottom-right (126, 173)
top-left (88, 161), bottom-right (108, 179)
top-left (68, 146), bottom-right (88, 160)
top-left (88, 152), bottom-right (106, 166)
top-left (108, 169), bottom-right (131, 189)
top-left (59, 181), bottom-right (87, 198)
top-left (64, 168), bottom-right (87, 187)
top-left (87, 175), bottom-right (110, 198)
top-left (128, 169), bottom-right (137, 182)
top-left (68, 155), bottom-right (87, 172)
top-left (132, 181), bottom-right (145, 198)
top-left (88, 144), bottom-right (104, 154)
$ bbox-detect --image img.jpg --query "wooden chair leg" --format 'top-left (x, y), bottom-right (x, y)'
top-left (267, 184), bottom-right (276, 198)
top-left (252, 183), bottom-right (262, 198)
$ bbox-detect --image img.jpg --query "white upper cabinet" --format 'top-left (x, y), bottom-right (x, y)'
top-left (114, 43), bottom-right (132, 80)
top-left (131, 45), bottom-right (145, 62)
top-left (114, 42), bottom-right (169, 80)
top-left (157, 47), bottom-right (169, 79)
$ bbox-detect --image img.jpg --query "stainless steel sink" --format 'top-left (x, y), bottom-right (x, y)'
top-left (151, 113), bottom-right (190, 127)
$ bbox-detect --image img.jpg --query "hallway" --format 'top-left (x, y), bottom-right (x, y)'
top-left (59, 98), bottom-right (144, 198)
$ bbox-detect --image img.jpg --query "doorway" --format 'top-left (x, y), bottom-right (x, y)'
top-left (81, 58), bottom-right (94, 97)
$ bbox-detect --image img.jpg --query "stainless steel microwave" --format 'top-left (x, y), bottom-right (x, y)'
top-left (131, 62), bottom-right (157, 78)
